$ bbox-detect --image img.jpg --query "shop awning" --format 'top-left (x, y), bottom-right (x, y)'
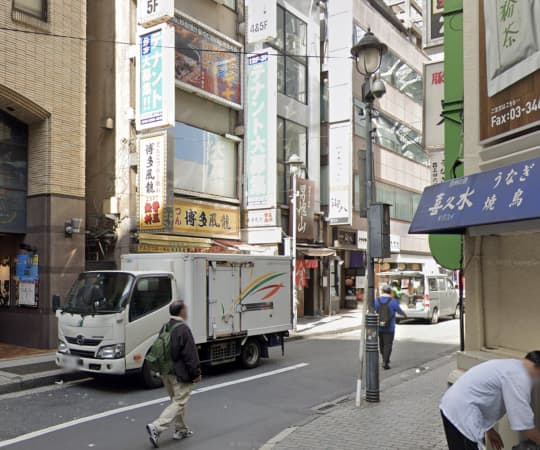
top-left (298, 247), bottom-right (336, 257)
top-left (409, 157), bottom-right (540, 235)
top-left (137, 233), bottom-right (213, 253)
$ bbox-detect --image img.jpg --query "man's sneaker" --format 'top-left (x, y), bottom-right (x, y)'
top-left (173, 429), bottom-right (193, 440)
top-left (146, 424), bottom-right (159, 448)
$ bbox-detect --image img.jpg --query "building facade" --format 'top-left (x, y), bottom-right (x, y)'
top-left (323, 0), bottom-right (434, 311)
top-left (0, 0), bottom-right (86, 348)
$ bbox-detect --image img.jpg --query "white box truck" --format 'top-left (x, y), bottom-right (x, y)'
top-left (56, 253), bottom-right (292, 387)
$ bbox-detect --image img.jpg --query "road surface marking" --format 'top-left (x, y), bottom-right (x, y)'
top-left (0, 362), bottom-right (309, 448)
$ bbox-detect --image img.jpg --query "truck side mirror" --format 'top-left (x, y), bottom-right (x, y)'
top-left (52, 294), bottom-right (61, 312)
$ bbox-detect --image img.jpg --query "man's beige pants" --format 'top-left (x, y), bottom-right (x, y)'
top-left (152, 374), bottom-right (194, 434)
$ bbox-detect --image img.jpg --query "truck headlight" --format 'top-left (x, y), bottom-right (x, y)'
top-left (96, 343), bottom-right (125, 359)
top-left (58, 340), bottom-right (70, 355)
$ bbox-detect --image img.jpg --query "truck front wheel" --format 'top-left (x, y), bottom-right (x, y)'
top-left (141, 361), bottom-right (163, 389)
top-left (240, 338), bottom-right (261, 369)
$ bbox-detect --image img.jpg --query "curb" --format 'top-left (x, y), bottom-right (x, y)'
top-left (286, 325), bottom-right (360, 342)
top-left (0, 370), bottom-right (87, 396)
top-left (259, 352), bottom-right (457, 449)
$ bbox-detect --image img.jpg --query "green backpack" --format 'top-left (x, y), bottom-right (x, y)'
top-left (145, 322), bottom-right (183, 376)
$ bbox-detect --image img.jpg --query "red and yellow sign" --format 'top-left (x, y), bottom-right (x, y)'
top-left (173, 198), bottom-right (240, 239)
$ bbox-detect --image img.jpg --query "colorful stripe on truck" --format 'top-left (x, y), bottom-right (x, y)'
top-left (234, 272), bottom-right (286, 304)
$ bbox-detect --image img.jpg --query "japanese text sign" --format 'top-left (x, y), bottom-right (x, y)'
top-left (423, 0), bottom-right (444, 48)
top-left (246, 0), bottom-right (277, 44)
top-left (243, 209), bottom-right (278, 228)
top-left (480, 0), bottom-right (540, 142)
top-left (293, 179), bottom-right (316, 241)
top-left (16, 254), bottom-right (39, 282)
top-left (173, 199), bottom-right (240, 239)
top-left (245, 50), bottom-right (277, 209)
top-left (172, 15), bottom-right (242, 108)
top-left (424, 61), bottom-right (444, 149)
top-left (136, 24), bottom-right (175, 131)
top-left (139, 133), bottom-right (167, 230)
top-left (328, 122), bottom-right (352, 225)
top-left (410, 156), bottom-right (540, 234)
top-left (137, 0), bottom-right (174, 27)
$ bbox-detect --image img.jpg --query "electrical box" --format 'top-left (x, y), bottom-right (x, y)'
top-left (368, 203), bottom-right (391, 259)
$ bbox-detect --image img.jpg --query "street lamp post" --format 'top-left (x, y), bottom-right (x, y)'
top-left (351, 28), bottom-right (387, 405)
top-left (286, 154), bottom-right (305, 331)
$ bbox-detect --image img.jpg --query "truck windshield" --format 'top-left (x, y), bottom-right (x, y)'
top-left (63, 273), bottom-right (134, 315)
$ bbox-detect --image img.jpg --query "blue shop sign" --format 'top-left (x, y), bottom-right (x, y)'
top-left (16, 254), bottom-right (39, 282)
top-left (409, 157), bottom-right (540, 234)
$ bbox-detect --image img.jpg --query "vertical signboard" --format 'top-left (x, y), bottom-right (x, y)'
top-left (246, 0), bottom-right (277, 44)
top-left (245, 50), bottom-right (277, 209)
top-left (423, 0), bottom-right (444, 48)
top-left (480, 0), bottom-right (540, 143)
top-left (328, 123), bottom-right (352, 225)
top-left (430, 149), bottom-right (446, 185)
top-left (136, 24), bottom-right (175, 131)
top-left (424, 61), bottom-right (445, 149)
top-left (139, 133), bottom-right (167, 230)
top-left (293, 178), bottom-right (316, 241)
top-left (137, 0), bottom-right (174, 27)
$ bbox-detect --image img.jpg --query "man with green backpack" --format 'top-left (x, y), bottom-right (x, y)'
top-left (146, 300), bottom-right (201, 448)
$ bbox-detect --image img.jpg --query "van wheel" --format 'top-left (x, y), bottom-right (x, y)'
top-left (453, 304), bottom-right (461, 320)
top-left (430, 308), bottom-right (440, 325)
top-left (240, 339), bottom-right (261, 369)
top-left (141, 361), bottom-right (163, 389)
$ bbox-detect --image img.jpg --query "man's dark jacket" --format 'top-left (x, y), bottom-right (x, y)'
top-left (168, 318), bottom-right (201, 383)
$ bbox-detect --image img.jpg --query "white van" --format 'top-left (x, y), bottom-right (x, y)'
top-left (56, 253), bottom-right (292, 387)
top-left (378, 271), bottom-right (459, 324)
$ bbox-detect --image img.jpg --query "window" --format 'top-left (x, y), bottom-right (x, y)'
top-left (438, 279), bottom-right (447, 291)
top-left (428, 278), bottom-right (438, 291)
top-left (354, 173), bottom-right (367, 216)
top-left (129, 277), bottom-right (172, 322)
top-left (0, 111), bottom-right (28, 234)
top-left (221, 0), bottom-right (236, 11)
top-left (375, 183), bottom-right (422, 222)
top-left (320, 165), bottom-right (329, 206)
top-left (174, 122), bottom-right (238, 199)
top-left (277, 117), bottom-right (308, 204)
top-left (354, 25), bottom-right (423, 104)
top-left (354, 101), bottom-right (429, 166)
top-left (271, 6), bottom-right (308, 103)
top-left (13, 0), bottom-right (47, 20)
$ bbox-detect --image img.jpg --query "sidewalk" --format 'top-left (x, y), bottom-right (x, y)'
top-left (262, 354), bottom-right (456, 450)
top-left (290, 309), bottom-right (363, 340)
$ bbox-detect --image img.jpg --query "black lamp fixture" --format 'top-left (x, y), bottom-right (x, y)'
top-left (350, 28), bottom-right (388, 77)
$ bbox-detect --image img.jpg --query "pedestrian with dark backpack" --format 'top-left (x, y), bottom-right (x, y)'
top-left (375, 285), bottom-right (407, 370)
top-left (146, 300), bottom-right (201, 448)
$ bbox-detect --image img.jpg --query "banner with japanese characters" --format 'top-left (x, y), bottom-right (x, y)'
top-left (480, 0), bottom-right (540, 142)
top-left (424, 61), bottom-right (444, 149)
top-left (328, 122), bottom-right (352, 225)
top-left (138, 133), bottom-right (167, 230)
top-left (292, 179), bottom-right (316, 241)
top-left (410, 157), bottom-right (538, 234)
top-left (245, 49), bottom-right (277, 210)
top-left (173, 198), bottom-right (240, 239)
top-left (136, 23), bottom-right (175, 131)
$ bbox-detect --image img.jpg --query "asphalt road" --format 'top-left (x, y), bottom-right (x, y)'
top-left (0, 319), bottom-right (459, 450)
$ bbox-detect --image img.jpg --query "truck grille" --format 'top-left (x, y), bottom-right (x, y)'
top-left (69, 349), bottom-right (96, 358)
top-left (66, 337), bottom-right (102, 346)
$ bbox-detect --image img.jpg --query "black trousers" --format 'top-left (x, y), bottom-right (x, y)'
top-left (378, 331), bottom-right (394, 365)
top-left (441, 411), bottom-right (478, 450)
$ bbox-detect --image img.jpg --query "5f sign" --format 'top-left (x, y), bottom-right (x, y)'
top-left (138, 0), bottom-right (174, 27)
top-left (246, 0), bottom-right (277, 44)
